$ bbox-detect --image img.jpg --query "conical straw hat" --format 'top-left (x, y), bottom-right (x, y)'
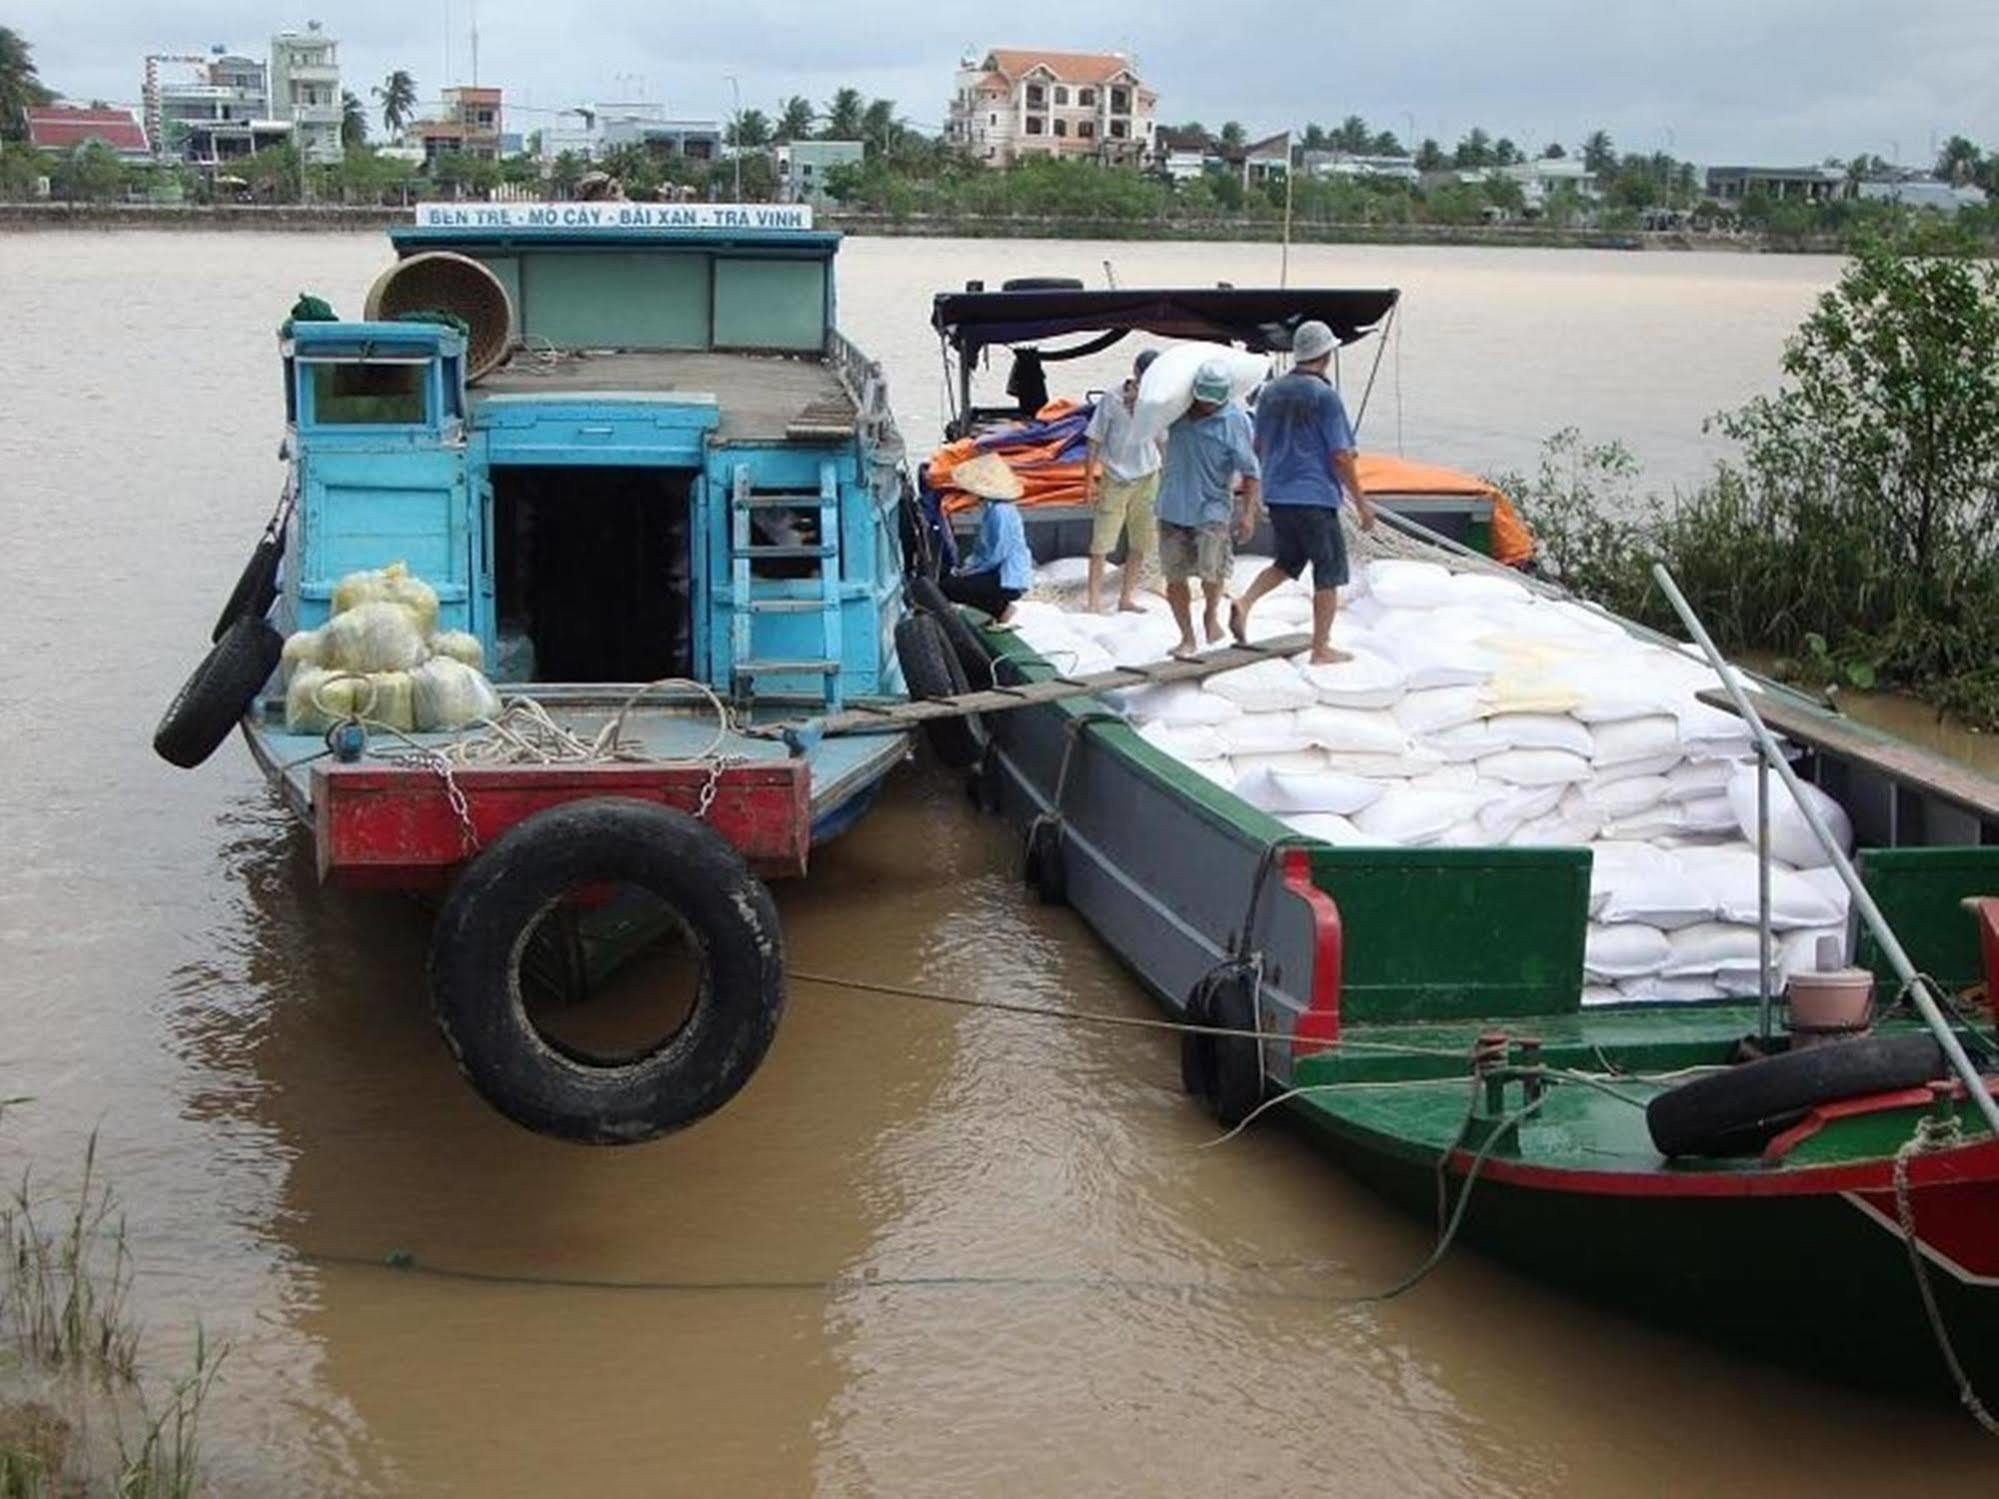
top-left (950, 451), bottom-right (1025, 501)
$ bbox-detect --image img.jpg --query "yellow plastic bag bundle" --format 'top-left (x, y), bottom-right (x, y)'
top-left (331, 561), bottom-right (441, 636)
top-left (280, 626), bottom-right (326, 682)
top-left (320, 600), bottom-right (427, 674)
top-left (426, 630), bottom-right (486, 671)
top-left (285, 667), bottom-right (417, 733)
top-left (411, 657), bottom-right (501, 731)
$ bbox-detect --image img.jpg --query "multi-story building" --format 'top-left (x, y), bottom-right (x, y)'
top-left (405, 86), bottom-right (506, 165)
top-left (1703, 165), bottom-right (1846, 203)
top-left (947, 48), bottom-right (1157, 167)
top-left (144, 49), bottom-right (290, 170)
top-left (776, 140), bottom-right (863, 203)
top-left (269, 22), bottom-right (342, 164)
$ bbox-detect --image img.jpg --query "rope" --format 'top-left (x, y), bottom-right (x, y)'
top-left (1891, 1113), bottom-right (1999, 1436)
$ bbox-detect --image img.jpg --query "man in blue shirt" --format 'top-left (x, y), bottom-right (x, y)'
top-left (1231, 319), bottom-right (1376, 665)
top-left (941, 451), bottom-right (1033, 623)
top-left (1157, 359), bottom-right (1261, 658)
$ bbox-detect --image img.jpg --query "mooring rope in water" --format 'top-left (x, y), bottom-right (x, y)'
top-left (1891, 1114), bottom-right (1999, 1437)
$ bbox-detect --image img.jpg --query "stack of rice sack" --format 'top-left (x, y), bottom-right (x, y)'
top-left (282, 562), bottom-right (501, 734)
top-left (1012, 554), bottom-right (1858, 1007)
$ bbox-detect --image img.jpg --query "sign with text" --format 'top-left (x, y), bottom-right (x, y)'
top-left (411, 202), bottom-right (815, 231)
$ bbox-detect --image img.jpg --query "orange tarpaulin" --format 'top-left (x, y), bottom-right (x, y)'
top-left (931, 408), bottom-right (1534, 567)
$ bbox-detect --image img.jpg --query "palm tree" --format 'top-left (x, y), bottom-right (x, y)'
top-left (728, 108), bottom-right (771, 149)
top-left (340, 90), bottom-right (367, 151)
top-left (860, 98), bottom-right (900, 157)
top-left (1582, 129), bottom-right (1616, 177)
top-left (1332, 114), bottom-right (1370, 152)
top-left (374, 70), bottom-right (417, 139)
top-left (822, 88), bottom-right (864, 141)
top-left (1218, 120), bottom-right (1246, 151)
top-left (775, 95), bottom-right (814, 144)
top-left (1, 26), bottom-right (56, 140)
top-left (1935, 134), bottom-right (1981, 186)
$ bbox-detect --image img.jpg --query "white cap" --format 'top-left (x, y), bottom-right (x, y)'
top-left (1191, 358), bottom-right (1233, 402)
top-left (1292, 319), bottom-right (1337, 363)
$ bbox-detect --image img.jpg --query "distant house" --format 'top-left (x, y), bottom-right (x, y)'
top-left (1230, 132), bottom-right (1291, 187)
top-left (1303, 150), bottom-right (1419, 184)
top-left (599, 111), bottom-right (723, 162)
top-left (405, 86), bottom-right (506, 165)
top-left (1499, 156), bottom-right (1600, 210)
top-left (946, 47), bottom-right (1157, 167)
top-left (776, 140), bottom-right (862, 204)
top-left (23, 104), bottom-right (151, 162)
top-left (269, 22), bottom-right (342, 165)
top-left (143, 50), bottom-right (289, 171)
top-left (1704, 165), bottom-right (1846, 202)
top-left (1155, 127), bottom-right (1216, 182)
top-left (1856, 176), bottom-right (1988, 216)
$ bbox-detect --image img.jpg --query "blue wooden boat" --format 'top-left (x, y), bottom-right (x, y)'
top-left (153, 205), bottom-right (925, 1145)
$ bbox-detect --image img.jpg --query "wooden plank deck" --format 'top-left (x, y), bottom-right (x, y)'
top-left (757, 633), bottom-right (1313, 738)
top-left (1699, 688), bottom-right (1999, 821)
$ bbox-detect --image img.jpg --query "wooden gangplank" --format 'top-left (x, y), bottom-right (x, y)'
top-left (1699, 688), bottom-right (1999, 822)
top-left (751, 632), bottom-right (1313, 739)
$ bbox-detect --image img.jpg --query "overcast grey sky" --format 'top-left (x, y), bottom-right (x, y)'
top-left (15, 0), bottom-right (1998, 166)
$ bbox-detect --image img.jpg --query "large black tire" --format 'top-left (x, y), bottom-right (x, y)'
top-left (429, 798), bottom-right (785, 1145)
top-left (908, 574), bottom-right (992, 686)
top-left (1023, 817), bottom-right (1067, 906)
top-left (1646, 1033), bottom-right (1953, 1158)
top-left (1002, 276), bottom-right (1086, 291)
top-left (895, 613), bottom-right (986, 770)
top-left (211, 534), bottom-right (284, 643)
top-left (1181, 969), bottom-right (1266, 1127)
top-left (153, 613), bottom-right (283, 769)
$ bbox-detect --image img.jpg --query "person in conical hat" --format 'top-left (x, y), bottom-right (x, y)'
top-left (940, 452), bottom-right (1032, 624)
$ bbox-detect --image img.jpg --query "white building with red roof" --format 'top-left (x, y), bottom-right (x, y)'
top-left (24, 104), bottom-right (152, 161)
top-left (948, 48), bottom-right (1157, 168)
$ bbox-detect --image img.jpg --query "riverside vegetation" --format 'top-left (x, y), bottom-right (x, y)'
top-left (0, 1109), bottom-right (224, 1497)
top-left (1506, 230), bottom-right (1999, 728)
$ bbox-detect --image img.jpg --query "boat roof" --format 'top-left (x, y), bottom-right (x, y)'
top-left (931, 286), bottom-right (1400, 355)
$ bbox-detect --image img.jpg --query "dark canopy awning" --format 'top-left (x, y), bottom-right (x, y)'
top-left (930, 286), bottom-right (1400, 355)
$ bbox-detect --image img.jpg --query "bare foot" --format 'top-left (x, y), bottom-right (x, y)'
top-left (1118, 599), bottom-right (1146, 614)
top-left (1309, 646), bottom-right (1355, 666)
top-left (1202, 614), bottom-right (1224, 645)
top-left (1227, 600), bottom-right (1250, 645)
top-left (1171, 639), bottom-right (1200, 660)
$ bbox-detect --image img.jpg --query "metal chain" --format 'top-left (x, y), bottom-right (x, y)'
top-left (1891, 1111), bottom-right (1999, 1436)
top-left (392, 748), bottom-right (479, 854)
top-left (694, 754), bottom-right (746, 821)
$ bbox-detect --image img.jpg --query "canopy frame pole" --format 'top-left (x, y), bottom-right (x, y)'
top-left (1651, 563), bottom-right (1999, 1138)
top-left (1352, 302), bottom-right (1398, 439)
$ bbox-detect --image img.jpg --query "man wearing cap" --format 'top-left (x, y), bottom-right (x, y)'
top-left (1232, 319), bottom-right (1374, 665)
top-left (1083, 348), bottom-right (1165, 615)
top-left (1156, 359), bottom-right (1261, 659)
top-left (940, 451), bottom-right (1033, 624)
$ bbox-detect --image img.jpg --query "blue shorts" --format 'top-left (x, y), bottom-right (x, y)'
top-left (1268, 504), bottom-right (1348, 590)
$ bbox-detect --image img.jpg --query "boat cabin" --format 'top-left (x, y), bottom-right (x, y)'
top-left (279, 215), bottom-right (909, 709)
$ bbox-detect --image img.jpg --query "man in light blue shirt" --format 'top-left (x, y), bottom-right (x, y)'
top-left (941, 452), bottom-right (1033, 623)
top-left (1157, 359), bottom-right (1260, 657)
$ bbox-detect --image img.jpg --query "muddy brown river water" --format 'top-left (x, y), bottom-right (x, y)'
top-left (1, 231), bottom-right (1994, 1494)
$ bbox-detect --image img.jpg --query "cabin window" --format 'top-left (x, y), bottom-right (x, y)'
top-left (1025, 84), bottom-right (1045, 107)
top-left (1079, 88), bottom-right (1096, 107)
top-left (1053, 119), bottom-right (1067, 138)
top-left (1024, 117), bottom-right (1044, 136)
top-left (1078, 120), bottom-right (1094, 139)
top-left (304, 359), bottom-right (429, 425)
top-left (1053, 86), bottom-right (1068, 105)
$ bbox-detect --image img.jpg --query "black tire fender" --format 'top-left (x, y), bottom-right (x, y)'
top-left (1023, 817), bottom-right (1067, 905)
top-left (1180, 969), bottom-right (1266, 1127)
top-left (908, 574), bottom-right (993, 686)
top-left (154, 613), bottom-right (283, 769)
top-left (894, 613), bottom-right (986, 770)
top-left (1001, 276), bottom-right (1087, 291)
top-left (211, 534), bottom-right (284, 642)
top-left (1645, 1032), bottom-right (1953, 1158)
top-left (428, 798), bottom-right (785, 1145)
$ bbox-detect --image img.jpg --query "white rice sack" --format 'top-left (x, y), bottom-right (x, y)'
top-left (1322, 749), bottom-right (1445, 778)
top-left (1725, 764), bottom-right (1853, 869)
top-left (1665, 759), bottom-right (1735, 803)
top-left (1674, 846), bottom-right (1845, 929)
top-left (1006, 598), bottom-right (1068, 630)
top-left (1137, 720), bottom-right (1230, 762)
top-left (1679, 794), bottom-right (1741, 835)
top-left (1366, 558), bottom-right (1456, 610)
top-left (280, 626), bottom-right (326, 682)
top-left (1479, 783), bottom-right (1565, 841)
top-left (1590, 715), bottom-right (1682, 767)
top-left (1354, 786), bottom-right (1483, 845)
top-left (1282, 812), bottom-right (1397, 847)
top-left (1582, 984), bottom-right (1627, 1008)
top-left (1481, 668), bottom-right (1586, 717)
top-left (1679, 699), bottom-right (1756, 759)
top-left (1409, 763), bottom-right (1480, 793)
top-left (1487, 712), bottom-right (1595, 757)
top-left (1395, 685), bottom-right (1486, 735)
top-left (1300, 648), bottom-right (1406, 709)
top-left (1442, 569), bottom-right (1533, 606)
top-left (1121, 681), bottom-right (1243, 727)
top-left (1663, 922), bottom-right (1769, 976)
top-left (1035, 557), bottom-right (1093, 588)
top-left (1577, 775), bottom-right (1674, 821)
top-left (1619, 976), bottom-right (1724, 1003)
top-left (1208, 657), bottom-right (1317, 711)
top-left (1600, 803), bottom-right (1688, 840)
top-left (1434, 817), bottom-right (1493, 847)
top-left (408, 657), bottom-right (497, 731)
top-left (1232, 748), bottom-right (1331, 776)
top-left (1236, 764), bottom-right (1386, 816)
top-left (1218, 710), bottom-right (1314, 756)
top-left (1424, 720), bottom-right (1512, 762)
top-left (1132, 343), bottom-right (1269, 445)
top-left (1257, 591), bottom-right (1316, 626)
top-left (1585, 923), bottom-right (1671, 980)
top-left (427, 630), bottom-right (485, 671)
top-left (1561, 660), bottom-right (1683, 724)
top-left (1386, 633), bottom-right (1501, 691)
top-left (320, 600), bottom-right (428, 674)
top-left (1508, 811), bottom-right (1600, 846)
top-left (1793, 865), bottom-right (1853, 924)
top-left (1106, 625), bottom-right (1184, 669)
top-left (1477, 748), bottom-right (1592, 787)
top-left (1552, 788), bottom-right (1607, 842)
top-left (1297, 705), bottom-right (1407, 756)
top-left (1590, 753), bottom-right (1683, 787)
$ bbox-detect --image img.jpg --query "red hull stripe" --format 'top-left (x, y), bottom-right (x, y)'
top-left (1282, 845), bottom-right (1343, 1056)
top-left (1442, 1135), bottom-right (1999, 1200)
top-left (1841, 1184), bottom-right (1999, 1284)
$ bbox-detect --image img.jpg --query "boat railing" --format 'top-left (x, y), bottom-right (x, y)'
top-left (827, 329), bottom-right (902, 461)
top-left (1653, 563), bottom-right (1999, 1140)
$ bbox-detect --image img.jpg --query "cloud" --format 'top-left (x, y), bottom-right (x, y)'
top-left (11, 0), bottom-right (1996, 163)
